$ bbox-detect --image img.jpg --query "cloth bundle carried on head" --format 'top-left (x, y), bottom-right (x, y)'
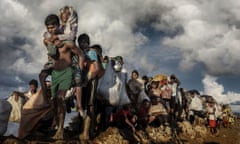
top-left (152, 74), bottom-right (168, 82)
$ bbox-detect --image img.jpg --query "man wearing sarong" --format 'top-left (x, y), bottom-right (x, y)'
top-left (39, 6), bottom-right (79, 101)
top-left (44, 14), bottom-right (83, 140)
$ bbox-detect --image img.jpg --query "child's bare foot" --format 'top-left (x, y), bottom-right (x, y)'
top-left (79, 108), bottom-right (84, 117)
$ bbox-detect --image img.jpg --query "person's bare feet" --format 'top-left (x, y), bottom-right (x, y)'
top-left (77, 106), bottom-right (85, 118)
top-left (79, 108), bottom-right (84, 117)
top-left (52, 130), bottom-right (64, 140)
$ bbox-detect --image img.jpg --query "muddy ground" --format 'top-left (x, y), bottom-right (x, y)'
top-left (1, 119), bottom-right (240, 144)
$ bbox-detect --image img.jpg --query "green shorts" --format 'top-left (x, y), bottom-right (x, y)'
top-left (51, 67), bottom-right (73, 98)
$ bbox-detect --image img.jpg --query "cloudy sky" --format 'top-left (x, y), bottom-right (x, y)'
top-left (0, 0), bottom-right (240, 104)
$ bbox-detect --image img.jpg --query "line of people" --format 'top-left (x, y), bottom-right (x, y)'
top-left (11, 5), bottom-right (236, 142)
top-left (98, 70), bottom-right (236, 142)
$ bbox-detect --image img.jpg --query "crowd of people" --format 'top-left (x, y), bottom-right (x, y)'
top-left (120, 71), bottom-right (236, 137)
top-left (5, 5), bottom-right (236, 142)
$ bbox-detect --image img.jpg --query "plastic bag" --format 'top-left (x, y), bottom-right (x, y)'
top-left (97, 61), bottom-right (130, 106)
top-left (0, 99), bottom-right (12, 135)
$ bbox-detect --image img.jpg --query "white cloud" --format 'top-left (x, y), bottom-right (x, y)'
top-left (15, 76), bottom-right (24, 83)
top-left (161, 0), bottom-right (240, 75)
top-left (202, 74), bottom-right (240, 104)
top-left (1, 0), bottom-right (240, 98)
top-left (9, 57), bottom-right (40, 74)
top-left (2, 0), bottom-right (239, 76)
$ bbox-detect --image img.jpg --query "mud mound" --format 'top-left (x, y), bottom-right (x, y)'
top-left (1, 119), bottom-right (240, 144)
top-left (93, 127), bottom-right (128, 144)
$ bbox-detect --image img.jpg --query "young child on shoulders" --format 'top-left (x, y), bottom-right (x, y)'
top-left (42, 5), bottom-right (78, 70)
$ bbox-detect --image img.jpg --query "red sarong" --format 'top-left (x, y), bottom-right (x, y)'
top-left (209, 120), bottom-right (216, 128)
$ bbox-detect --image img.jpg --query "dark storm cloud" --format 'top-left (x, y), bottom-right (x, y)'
top-left (0, 0), bottom-right (240, 103)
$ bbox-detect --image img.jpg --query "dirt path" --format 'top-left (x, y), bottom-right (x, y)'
top-left (201, 119), bottom-right (240, 144)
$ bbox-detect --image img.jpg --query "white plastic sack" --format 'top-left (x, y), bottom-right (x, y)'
top-left (97, 61), bottom-right (130, 106)
top-left (189, 95), bottom-right (203, 111)
top-left (0, 99), bottom-right (12, 135)
top-left (7, 94), bottom-right (24, 122)
top-left (215, 103), bottom-right (222, 118)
